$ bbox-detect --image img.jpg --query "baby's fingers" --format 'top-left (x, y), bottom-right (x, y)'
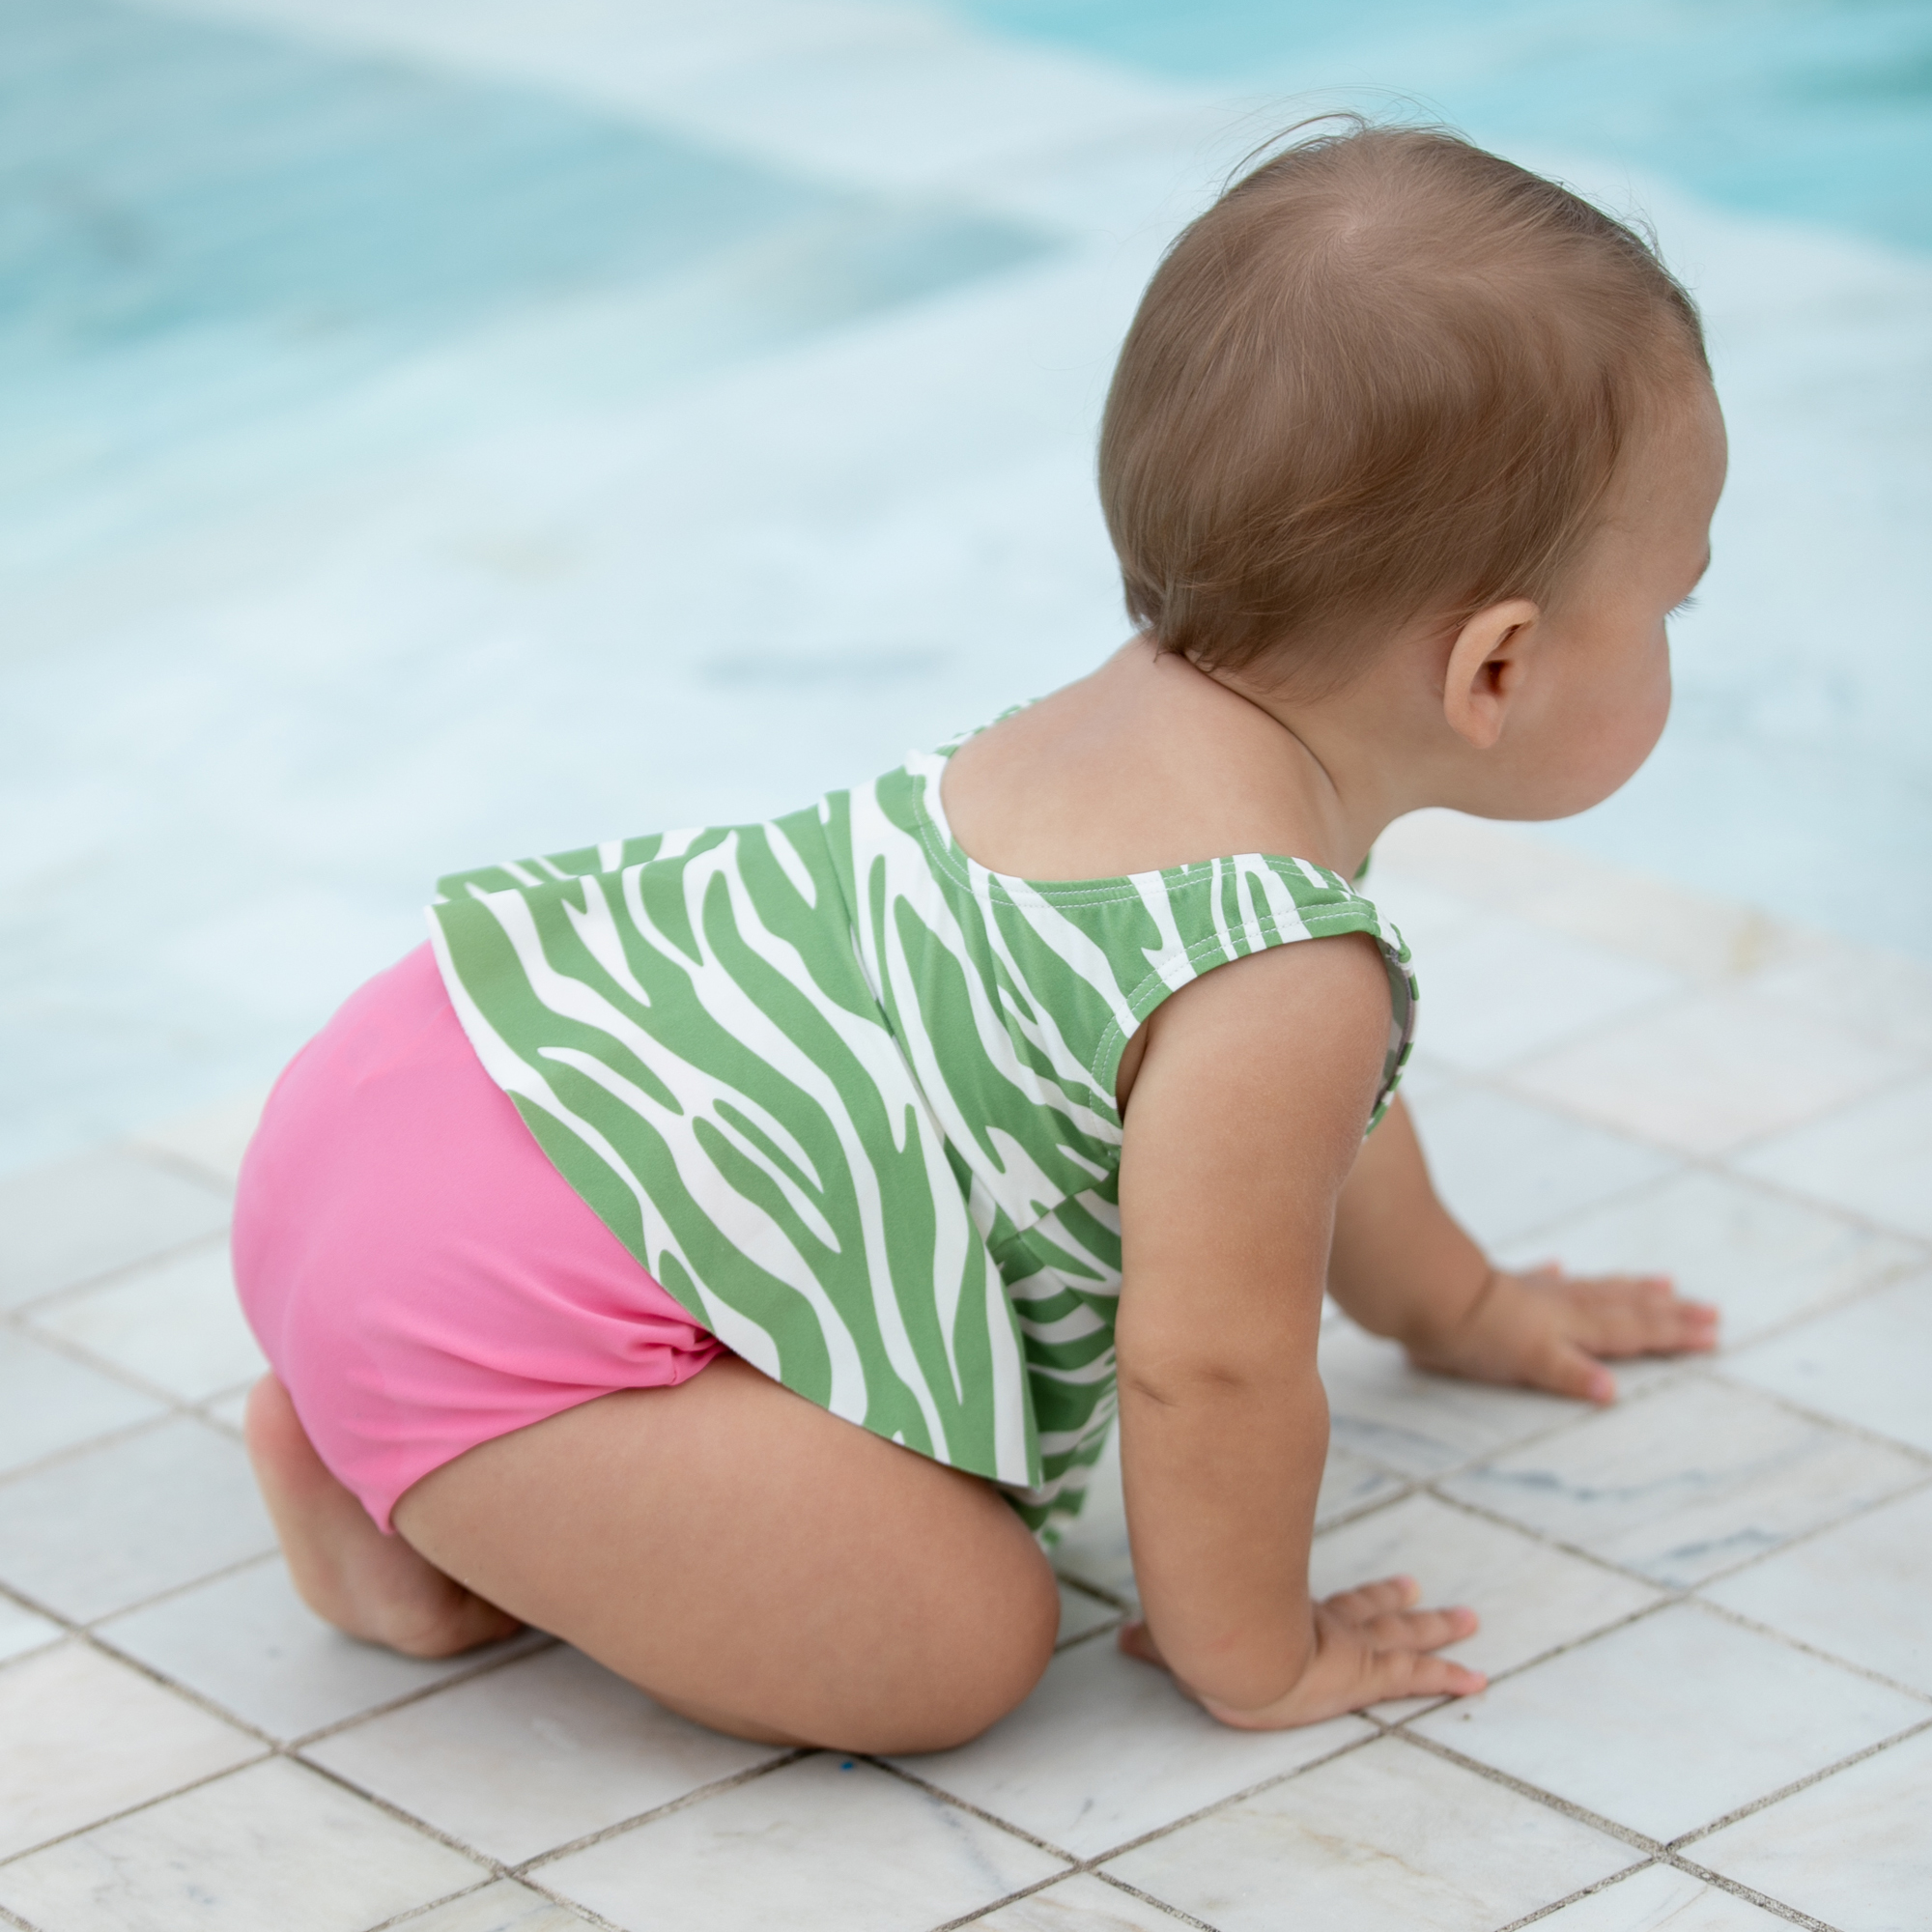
top-left (1321, 1574), bottom-right (1420, 1625)
top-left (1355, 1603), bottom-right (1480, 1655)
top-left (1366, 1646), bottom-right (1487, 1704)
top-left (1566, 1272), bottom-right (1720, 1358)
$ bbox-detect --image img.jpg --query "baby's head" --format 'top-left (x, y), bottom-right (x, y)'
top-left (1100, 122), bottom-right (1724, 817)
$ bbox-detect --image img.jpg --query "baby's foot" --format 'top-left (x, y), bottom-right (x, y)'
top-left (243, 1377), bottom-right (522, 1659)
top-left (1406, 1264), bottom-right (1718, 1403)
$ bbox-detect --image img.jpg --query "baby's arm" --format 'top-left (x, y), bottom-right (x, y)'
top-left (1327, 1097), bottom-right (1718, 1401)
top-left (1115, 937), bottom-right (1482, 1726)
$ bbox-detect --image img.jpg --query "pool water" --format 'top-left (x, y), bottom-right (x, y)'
top-left (1, 0), bottom-right (1927, 1170)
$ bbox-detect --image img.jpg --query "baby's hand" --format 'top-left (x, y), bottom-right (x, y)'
top-left (1120, 1575), bottom-right (1484, 1727)
top-left (1406, 1264), bottom-right (1718, 1403)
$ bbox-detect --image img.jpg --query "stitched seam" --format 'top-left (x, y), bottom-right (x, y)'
top-left (1088, 916), bottom-right (1406, 1086)
top-left (909, 776), bottom-right (1367, 910)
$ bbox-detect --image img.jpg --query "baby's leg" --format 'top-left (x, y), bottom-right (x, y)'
top-left (244, 1377), bottom-right (521, 1658)
top-left (391, 1356), bottom-right (1060, 1753)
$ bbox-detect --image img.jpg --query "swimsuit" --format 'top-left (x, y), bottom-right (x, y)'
top-left (236, 731), bottom-right (1413, 1539)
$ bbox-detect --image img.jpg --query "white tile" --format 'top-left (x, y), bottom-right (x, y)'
top-left (1529, 1862), bottom-right (1790, 1929)
top-left (0, 1755), bottom-right (484, 1932)
top-left (129, 1086), bottom-right (271, 1188)
top-left (28, 1244), bottom-right (268, 1403)
top-left (1410, 1603), bottom-right (1928, 1842)
top-left (1493, 1168), bottom-right (1926, 1349)
top-left (389, 1879), bottom-right (603, 1932)
top-left (1407, 916), bottom-right (1682, 1071)
top-left (0, 1594), bottom-right (66, 1665)
top-left (1505, 992), bottom-right (1898, 1157)
top-left (0, 1418), bottom-right (277, 1621)
top-left (1055, 1582), bottom-right (1122, 1647)
top-left (1747, 937), bottom-right (1932, 1062)
top-left (1309, 1494), bottom-right (1662, 1694)
top-left (305, 1643), bottom-right (781, 1864)
top-left (1406, 1085), bottom-right (1678, 1247)
top-left (1690, 1724), bottom-right (1932, 1927)
top-left (894, 1631), bottom-right (1371, 1860)
top-left (1725, 1271), bottom-right (1932, 1452)
top-left (98, 1557), bottom-right (544, 1740)
top-left (1733, 1076), bottom-right (1932, 1241)
top-left (1702, 1482), bottom-right (1932, 1693)
top-left (1438, 1378), bottom-right (1924, 1586)
top-left (0, 1150), bottom-right (231, 1310)
top-left (1104, 1734), bottom-right (1634, 1932)
top-left (973, 1872), bottom-right (1192, 1931)
top-left (541, 1752), bottom-right (1068, 1932)
top-left (0, 1641), bottom-right (261, 1861)
top-left (1319, 1319), bottom-right (1583, 1479)
top-left (0, 1327), bottom-right (165, 1475)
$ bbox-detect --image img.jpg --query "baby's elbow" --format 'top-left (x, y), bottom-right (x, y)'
top-left (1120, 1352), bottom-right (1317, 1414)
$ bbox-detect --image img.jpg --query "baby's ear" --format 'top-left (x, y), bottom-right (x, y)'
top-left (1441, 599), bottom-right (1540, 749)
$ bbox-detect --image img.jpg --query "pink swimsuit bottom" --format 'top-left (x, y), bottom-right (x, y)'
top-left (234, 943), bottom-right (724, 1531)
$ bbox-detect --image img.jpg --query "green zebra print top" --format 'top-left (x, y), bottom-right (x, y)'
top-left (428, 739), bottom-right (1416, 1541)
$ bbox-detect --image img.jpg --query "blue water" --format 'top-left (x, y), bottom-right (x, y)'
top-left (0, 0), bottom-right (1050, 576)
top-left (957, 0), bottom-right (1932, 252)
top-left (1, 0), bottom-right (1927, 1172)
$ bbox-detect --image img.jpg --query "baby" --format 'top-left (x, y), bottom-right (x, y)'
top-left (236, 124), bottom-right (1722, 1753)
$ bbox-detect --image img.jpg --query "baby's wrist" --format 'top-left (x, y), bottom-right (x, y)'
top-left (1393, 1261), bottom-right (1499, 1355)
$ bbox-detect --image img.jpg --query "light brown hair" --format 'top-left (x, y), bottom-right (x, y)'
top-left (1098, 121), bottom-right (1709, 689)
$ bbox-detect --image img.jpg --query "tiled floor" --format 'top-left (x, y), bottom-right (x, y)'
top-left (4, 818), bottom-right (1930, 1932)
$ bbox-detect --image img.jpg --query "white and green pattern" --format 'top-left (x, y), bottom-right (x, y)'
top-left (428, 740), bottom-right (1415, 1540)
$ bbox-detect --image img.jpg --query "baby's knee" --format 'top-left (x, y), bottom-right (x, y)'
top-left (886, 1551), bottom-right (1059, 1754)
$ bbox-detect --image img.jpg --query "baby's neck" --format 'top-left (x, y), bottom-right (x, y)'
top-left (938, 639), bottom-right (1413, 885)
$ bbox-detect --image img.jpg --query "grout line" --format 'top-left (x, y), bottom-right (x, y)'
top-left (1659, 1857), bottom-right (1839, 1930)
top-left (3, 1224), bottom-right (232, 1319)
top-left (121, 1142), bottom-right (241, 1199)
top-left (867, 1756), bottom-right (1086, 1864)
top-left (0, 1754), bottom-right (277, 1872)
top-left (1704, 1368), bottom-right (1932, 1471)
top-left (511, 1749), bottom-right (813, 1877)
top-left (1390, 1726), bottom-right (1663, 1855)
top-left (355, 1878), bottom-right (507, 1932)
top-left (0, 1408), bottom-right (185, 1492)
top-left (1081, 1868), bottom-right (1221, 1931)
top-left (1669, 1711), bottom-right (1932, 1852)
top-left (1490, 1861), bottom-right (1662, 1931)
top-left (1690, 1565), bottom-right (1932, 1704)
top-left (286, 1632), bottom-right (562, 1749)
